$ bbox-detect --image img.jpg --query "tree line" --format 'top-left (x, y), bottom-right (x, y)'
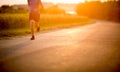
top-left (0, 5), bottom-right (65, 14)
top-left (0, 5), bottom-right (28, 13)
top-left (76, 1), bottom-right (120, 22)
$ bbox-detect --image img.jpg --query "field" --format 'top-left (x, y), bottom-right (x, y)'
top-left (0, 13), bottom-right (91, 38)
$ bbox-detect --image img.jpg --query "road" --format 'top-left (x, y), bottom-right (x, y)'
top-left (0, 20), bottom-right (120, 72)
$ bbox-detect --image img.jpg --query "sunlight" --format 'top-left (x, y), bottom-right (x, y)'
top-left (43, 0), bottom-right (85, 4)
top-left (101, 0), bottom-right (108, 2)
top-left (0, 0), bottom-right (113, 6)
top-left (66, 11), bottom-right (76, 15)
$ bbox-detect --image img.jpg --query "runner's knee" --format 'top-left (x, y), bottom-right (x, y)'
top-left (30, 20), bottom-right (35, 27)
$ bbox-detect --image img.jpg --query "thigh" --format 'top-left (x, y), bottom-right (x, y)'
top-left (29, 12), bottom-right (40, 22)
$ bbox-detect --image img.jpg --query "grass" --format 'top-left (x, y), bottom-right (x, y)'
top-left (0, 28), bottom-right (30, 37)
top-left (0, 13), bottom-right (92, 39)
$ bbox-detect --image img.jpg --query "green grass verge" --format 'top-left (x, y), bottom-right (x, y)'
top-left (0, 14), bottom-right (92, 39)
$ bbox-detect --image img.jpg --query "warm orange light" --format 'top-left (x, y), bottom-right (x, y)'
top-left (0, 0), bottom-right (112, 6)
top-left (43, 0), bottom-right (85, 4)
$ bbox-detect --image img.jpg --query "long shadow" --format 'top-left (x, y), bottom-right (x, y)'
top-left (0, 40), bottom-right (32, 60)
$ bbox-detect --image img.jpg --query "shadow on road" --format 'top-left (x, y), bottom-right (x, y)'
top-left (0, 40), bottom-right (32, 61)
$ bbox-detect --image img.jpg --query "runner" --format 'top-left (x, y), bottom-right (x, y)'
top-left (28, 0), bottom-right (43, 40)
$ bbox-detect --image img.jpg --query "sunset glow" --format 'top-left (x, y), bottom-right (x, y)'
top-left (0, 0), bottom-right (85, 6)
top-left (0, 0), bottom-right (114, 6)
top-left (44, 0), bottom-right (85, 4)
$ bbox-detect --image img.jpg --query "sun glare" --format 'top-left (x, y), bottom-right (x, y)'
top-left (43, 0), bottom-right (85, 4)
top-left (0, 0), bottom-right (113, 6)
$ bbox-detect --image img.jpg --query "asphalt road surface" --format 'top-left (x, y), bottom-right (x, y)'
top-left (0, 20), bottom-right (120, 72)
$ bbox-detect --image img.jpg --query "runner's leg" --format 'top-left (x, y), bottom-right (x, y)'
top-left (30, 20), bottom-right (35, 40)
top-left (36, 21), bottom-right (40, 32)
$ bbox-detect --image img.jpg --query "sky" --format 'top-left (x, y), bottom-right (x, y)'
top-left (0, 0), bottom-right (84, 6)
top-left (0, 0), bottom-right (109, 6)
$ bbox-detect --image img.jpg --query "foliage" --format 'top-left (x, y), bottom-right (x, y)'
top-left (0, 14), bottom-right (90, 30)
top-left (0, 5), bottom-right (28, 13)
top-left (0, 4), bottom-right (65, 14)
top-left (76, 1), bottom-right (120, 22)
top-left (0, 14), bottom-right (29, 30)
top-left (0, 14), bottom-right (91, 37)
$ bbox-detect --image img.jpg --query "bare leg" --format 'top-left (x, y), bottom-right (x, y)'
top-left (36, 21), bottom-right (40, 32)
top-left (30, 20), bottom-right (35, 40)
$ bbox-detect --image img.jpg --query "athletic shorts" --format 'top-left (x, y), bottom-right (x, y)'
top-left (29, 12), bottom-right (40, 22)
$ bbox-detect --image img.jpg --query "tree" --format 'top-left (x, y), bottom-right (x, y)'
top-left (75, 1), bottom-right (120, 22)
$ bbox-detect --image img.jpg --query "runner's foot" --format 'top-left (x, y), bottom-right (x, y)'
top-left (31, 35), bottom-right (35, 40)
top-left (37, 27), bottom-right (40, 32)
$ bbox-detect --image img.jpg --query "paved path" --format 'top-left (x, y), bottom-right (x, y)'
top-left (0, 21), bottom-right (120, 72)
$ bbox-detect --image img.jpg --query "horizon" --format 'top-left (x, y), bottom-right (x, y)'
top-left (0, 0), bottom-right (112, 6)
top-left (0, 0), bottom-right (84, 6)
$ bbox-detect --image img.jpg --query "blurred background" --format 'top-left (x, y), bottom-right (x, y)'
top-left (0, 0), bottom-right (119, 38)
